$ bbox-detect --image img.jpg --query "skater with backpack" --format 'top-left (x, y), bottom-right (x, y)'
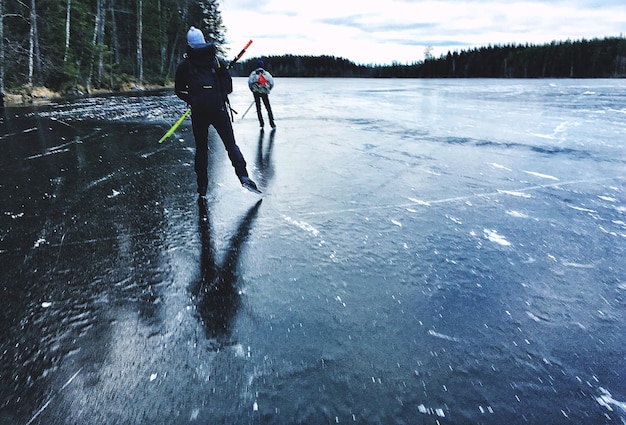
top-left (175, 26), bottom-right (259, 197)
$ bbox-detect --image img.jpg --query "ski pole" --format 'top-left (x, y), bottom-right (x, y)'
top-left (227, 39), bottom-right (252, 122)
top-left (241, 100), bottom-right (255, 120)
top-left (228, 39), bottom-right (253, 69)
top-left (158, 108), bottom-right (190, 143)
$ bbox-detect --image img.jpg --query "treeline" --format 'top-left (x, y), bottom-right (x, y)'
top-left (381, 37), bottom-right (626, 78)
top-left (0, 0), bottom-right (225, 95)
top-left (232, 55), bottom-right (372, 78)
top-left (234, 37), bottom-right (626, 79)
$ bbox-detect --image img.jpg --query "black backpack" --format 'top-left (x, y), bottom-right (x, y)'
top-left (187, 57), bottom-right (232, 112)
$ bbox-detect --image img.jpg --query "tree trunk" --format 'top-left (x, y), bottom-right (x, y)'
top-left (28, 0), bottom-right (35, 88)
top-left (158, 0), bottom-right (165, 75)
top-left (63, 0), bottom-right (70, 62)
top-left (136, 0), bottom-right (143, 88)
top-left (0, 0), bottom-right (4, 93)
top-left (166, 32), bottom-right (179, 80)
top-left (87, 0), bottom-right (104, 92)
top-left (97, 0), bottom-right (106, 86)
top-left (110, 1), bottom-right (119, 66)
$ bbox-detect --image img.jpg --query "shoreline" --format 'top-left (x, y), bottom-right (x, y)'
top-left (3, 83), bottom-right (174, 107)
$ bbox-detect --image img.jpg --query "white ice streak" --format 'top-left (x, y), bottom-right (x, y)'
top-left (233, 344), bottom-right (247, 358)
top-left (107, 189), bottom-right (121, 199)
top-left (0, 127), bottom-right (37, 141)
top-left (446, 215), bottom-right (462, 225)
top-left (391, 219), bottom-right (402, 227)
top-left (25, 368), bottom-right (81, 425)
top-left (490, 163), bottom-right (512, 171)
top-left (335, 296), bottom-right (346, 307)
top-left (523, 171), bottom-right (560, 181)
top-left (561, 261), bottom-right (595, 269)
top-left (427, 329), bottom-right (460, 343)
top-left (483, 229), bottom-right (512, 246)
top-left (530, 121), bottom-right (571, 140)
top-left (506, 210), bottom-right (529, 218)
top-left (599, 225), bottom-right (626, 238)
top-left (526, 311), bottom-right (543, 322)
top-left (408, 197), bottom-right (431, 206)
top-left (596, 387), bottom-right (626, 415)
top-left (4, 211), bottom-right (25, 219)
top-left (282, 215), bottom-right (320, 237)
top-left (497, 189), bottom-right (532, 198)
top-left (27, 139), bottom-right (80, 160)
top-left (598, 195), bottom-right (618, 203)
top-left (61, 369), bottom-right (82, 390)
top-left (27, 148), bottom-right (70, 160)
top-left (86, 172), bottom-right (116, 189)
top-left (417, 404), bottom-right (446, 417)
top-left (568, 205), bottom-right (597, 213)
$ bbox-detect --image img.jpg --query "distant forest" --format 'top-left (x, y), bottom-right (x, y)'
top-left (234, 37), bottom-right (626, 79)
top-left (1, 0), bottom-right (624, 99)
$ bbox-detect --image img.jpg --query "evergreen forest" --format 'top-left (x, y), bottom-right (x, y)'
top-left (234, 37), bottom-right (626, 79)
top-left (0, 0), bottom-right (226, 96)
top-left (1, 0), bottom-right (624, 101)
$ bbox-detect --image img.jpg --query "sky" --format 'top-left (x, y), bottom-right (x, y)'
top-left (219, 0), bottom-right (626, 65)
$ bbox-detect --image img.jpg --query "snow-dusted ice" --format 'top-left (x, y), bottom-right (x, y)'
top-left (1, 78), bottom-right (625, 424)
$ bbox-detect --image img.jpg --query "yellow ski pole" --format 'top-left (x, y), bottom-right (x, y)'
top-left (158, 108), bottom-right (191, 143)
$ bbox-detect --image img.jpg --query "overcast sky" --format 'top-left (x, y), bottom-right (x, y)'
top-left (220, 0), bottom-right (625, 65)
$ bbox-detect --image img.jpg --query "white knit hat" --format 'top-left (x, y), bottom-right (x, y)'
top-left (187, 26), bottom-right (206, 48)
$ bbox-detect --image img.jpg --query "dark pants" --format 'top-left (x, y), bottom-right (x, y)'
top-left (191, 107), bottom-right (248, 194)
top-left (254, 92), bottom-right (275, 128)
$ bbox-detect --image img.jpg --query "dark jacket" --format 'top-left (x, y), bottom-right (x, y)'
top-left (175, 44), bottom-right (232, 111)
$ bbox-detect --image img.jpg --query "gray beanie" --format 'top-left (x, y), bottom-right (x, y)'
top-left (187, 26), bottom-right (206, 48)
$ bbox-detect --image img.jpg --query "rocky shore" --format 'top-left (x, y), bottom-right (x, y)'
top-left (3, 83), bottom-right (173, 106)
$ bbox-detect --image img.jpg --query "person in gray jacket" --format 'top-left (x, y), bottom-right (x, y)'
top-left (248, 60), bottom-right (275, 130)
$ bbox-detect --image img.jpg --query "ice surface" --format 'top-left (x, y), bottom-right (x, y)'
top-left (1, 78), bottom-right (624, 424)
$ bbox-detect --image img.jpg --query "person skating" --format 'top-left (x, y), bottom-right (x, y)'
top-left (175, 26), bottom-right (259, 197)
top-left (248, 60), bottom-right (275, 130)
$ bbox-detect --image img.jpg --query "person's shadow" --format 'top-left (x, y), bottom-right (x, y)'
top-left (191, 198), bottom-right (262, 347)
top-left (256, 128), bottom-right (275, 188)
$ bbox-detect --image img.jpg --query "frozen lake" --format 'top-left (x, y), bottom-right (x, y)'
top-left (1, 78), bottom-right (625, 424)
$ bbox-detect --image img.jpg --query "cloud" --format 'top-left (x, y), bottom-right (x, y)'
top-left (220, 0), bottom-right (626, 64)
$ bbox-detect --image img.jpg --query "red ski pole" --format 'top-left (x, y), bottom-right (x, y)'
top-left (229, 39), bottom-right (253, 68)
